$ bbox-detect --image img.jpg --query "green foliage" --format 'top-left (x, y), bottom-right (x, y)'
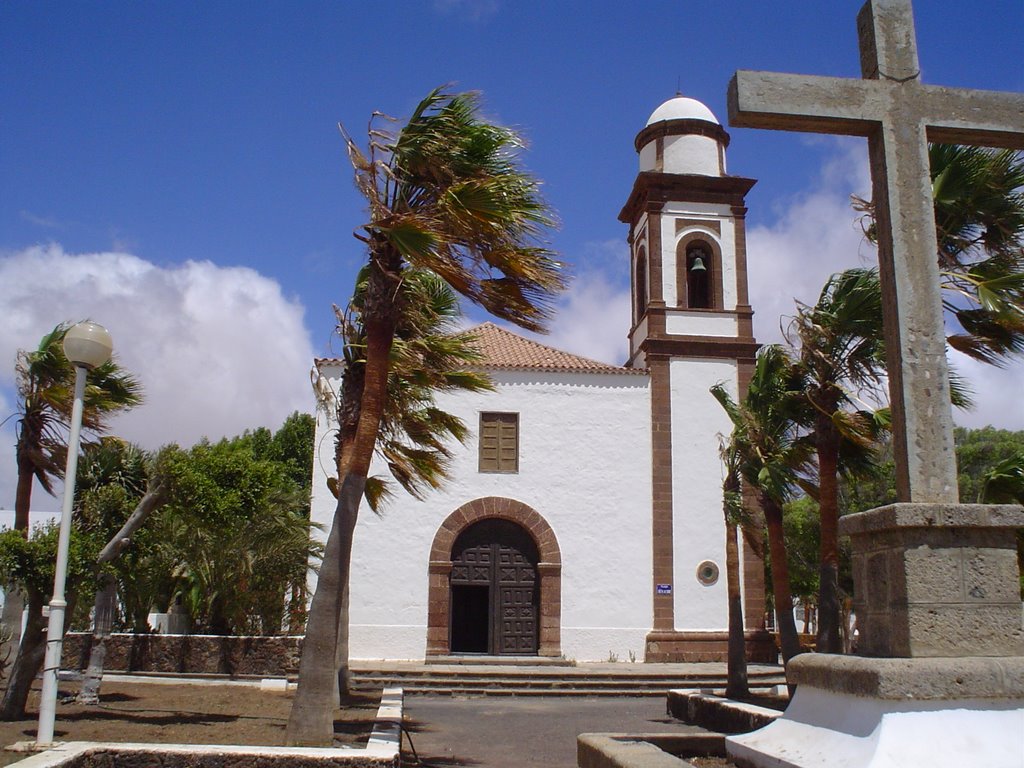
top-left (856, 145), bottom-right (1024, 367)
top-left (267, 413), bottom-right (316, 493)
top-left (56, 414), bottom-right (320, 636)
top-left (161, 432), bottom-right (320, 635)
top-left (329, 268), bottom-right (494, 511)
top-left (955, 427), bottom-right (1024, 503)
top-left (0, 524), bottom-right (100, 604)
top-left (344, 87), bottom-right (566, 334)
top-left (782, 497), bottom-right (821, 603)
top-left (712, 344), bottom-right (813, 507)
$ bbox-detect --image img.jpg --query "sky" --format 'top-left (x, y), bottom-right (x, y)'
top-left (1, 0), bottom-right (1022, 511)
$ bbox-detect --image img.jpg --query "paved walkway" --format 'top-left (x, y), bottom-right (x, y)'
top-left (402, 695), bottom-right (706, 767)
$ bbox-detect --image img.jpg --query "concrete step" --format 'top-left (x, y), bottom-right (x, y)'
top-left (352, 675), bottom-right (784, 688)
top-left (348, 664), bottom-right (787, 696)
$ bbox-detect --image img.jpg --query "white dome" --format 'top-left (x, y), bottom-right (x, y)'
top-left (646, 96), bottom-right (719, 126)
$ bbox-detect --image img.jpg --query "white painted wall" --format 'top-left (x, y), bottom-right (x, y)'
top-left (665, 311), bottom-right (739, 337)
top-left (639, 141), bottom-right (657, 172)
top-left (667, 357), bottom-right (738, 631)
top-left (309, 365), bottom-right (654, 662)
top-left (663, 135), bottom-right (720, 176)
top-left (630, 315), bottom-right (649, 358)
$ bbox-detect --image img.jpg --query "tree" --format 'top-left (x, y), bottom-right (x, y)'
top-left (790, 268), bottom-right (886, 653)
top-left (712, 345), bottom-right (811, 668)
top-left (287, 88), bottom-right (566, 746)
top-left (162, 438), bottom-right (320, 635)
top-left (856, 145), bottom-right (1024, 366)
top-left (322, 268), bottom-right (494, 699)
top-left (4, 323), bottom-right (140, 668)
top-left (0, 524), bottom-right (98, 719)
top-left (12, 322), bottom-right (142, 533)
top-left (719, 441), bottom-right (748, 699)
top-left (73, 441), bottom-right (172, 704)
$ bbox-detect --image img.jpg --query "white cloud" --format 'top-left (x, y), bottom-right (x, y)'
top-left (543, 265), bottom-right (632, 366)
top-left (19, 210), bottom-right (64, 229)
top-left (0, 389), bottom-right (18, 511)
top-left (951, 356), bottom-right (1024, 430)
top-left (0, 244), bottom-right (316, 508)
top-left (747, 138), bottom-right (876, 345)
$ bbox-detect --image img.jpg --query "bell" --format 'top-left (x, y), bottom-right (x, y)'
top-left (690, 256), bottom-right (707, 272)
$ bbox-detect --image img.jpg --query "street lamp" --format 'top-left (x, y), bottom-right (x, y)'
top-left (36, 322), bottom-right (113, 748)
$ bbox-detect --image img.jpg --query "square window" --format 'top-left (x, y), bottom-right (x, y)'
top-left (479, 412), bottom-right (519, 473)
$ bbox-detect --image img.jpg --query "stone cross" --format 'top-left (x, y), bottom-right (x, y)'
top-left (728, 0), bottom-right (1024, 504)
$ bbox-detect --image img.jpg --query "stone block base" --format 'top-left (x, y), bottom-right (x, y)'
top-left (839, 502), bottom-right (1024, 657)
top-left (644, 630), bottom-right (776, 663)
top-left (727, 654), bottom-right (1024, 767)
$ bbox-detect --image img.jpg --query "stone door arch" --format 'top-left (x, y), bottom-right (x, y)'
top-left (426, 497), bottom-right (561, 657)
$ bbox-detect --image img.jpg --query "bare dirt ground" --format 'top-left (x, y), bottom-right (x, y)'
top-left (0, 680), bottom-right (379, 767)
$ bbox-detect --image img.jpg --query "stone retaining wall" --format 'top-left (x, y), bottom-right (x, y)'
top-left (62, 633), bottom-right (303, 677)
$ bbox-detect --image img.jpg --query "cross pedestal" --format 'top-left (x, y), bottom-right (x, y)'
top-left (720, 1), bottom-right (1024, 766)
top-left (728, 504), bottom-right (1024, 768)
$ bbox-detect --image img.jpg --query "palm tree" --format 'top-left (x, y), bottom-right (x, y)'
top-left (719, 440), bottom-right (748, 698)
top-left (287, 88), bottom-right (565, 746)
top-left (977, 449), bottom-right (1024, 599)
top-left (74, 442), bottom-right (171, 704)
top-left (13, 322), bottom-right (143, 533)
top-left (3, 323), bottom-right (141, 657)
top-left (712, 345), bottom-right (811, 667)
top-left (322, 269), bottom-right (494, 699)
top-left (856, 145), bottom-right (1024, 366)
top-left (789, 268), bottom-right (886, 653)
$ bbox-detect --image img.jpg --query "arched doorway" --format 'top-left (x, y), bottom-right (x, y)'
top-left (426, 497), bottom-right (561, 658)
top-left (450, 518), bottom-right (538, 655)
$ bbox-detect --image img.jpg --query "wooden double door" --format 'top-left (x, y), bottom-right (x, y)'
top-left (449, 518), bottom-right (539, 655)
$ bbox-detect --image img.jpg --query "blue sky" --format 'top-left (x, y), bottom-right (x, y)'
top-left (1, 0), bottom-right (1022, 509)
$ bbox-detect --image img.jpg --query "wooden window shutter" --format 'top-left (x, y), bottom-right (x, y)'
top-left (479, 412), bottom-right (519, 473)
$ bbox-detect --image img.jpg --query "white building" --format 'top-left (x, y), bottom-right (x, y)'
top-left (310, 95), bottom-right (771, 663)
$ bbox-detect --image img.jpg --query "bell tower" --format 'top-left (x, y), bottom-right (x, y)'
top-left (619, 96), bottom-right (770, 662)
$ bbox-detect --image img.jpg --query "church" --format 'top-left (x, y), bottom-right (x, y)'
top-left (309, 95), bottom-right (773, 663)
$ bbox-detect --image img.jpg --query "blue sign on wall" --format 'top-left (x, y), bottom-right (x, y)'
top-left (656, 583), bottom-right (672, 595)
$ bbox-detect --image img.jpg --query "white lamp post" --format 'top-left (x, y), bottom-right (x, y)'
top-left (36, 322), bottom-right (113, 748)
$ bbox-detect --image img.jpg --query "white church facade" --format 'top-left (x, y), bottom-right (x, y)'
top-left (309, 96), bottom-right (772, 663)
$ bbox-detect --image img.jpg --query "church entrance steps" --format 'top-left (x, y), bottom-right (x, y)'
top-left (348, 661), bottom-right (786, 697)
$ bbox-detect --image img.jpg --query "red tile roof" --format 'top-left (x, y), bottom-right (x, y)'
top-left (465, 322), bottom-right (644, 375)
top-left (315, 322), bottom-right (646, 376)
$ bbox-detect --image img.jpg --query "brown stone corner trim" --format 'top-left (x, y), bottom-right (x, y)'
top-left (644, 630), bottom-right (776, 664)
top-left (426, 496), bottom-right (562, 658)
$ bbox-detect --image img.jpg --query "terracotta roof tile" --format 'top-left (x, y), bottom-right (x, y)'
top-left (315, 322), bottom-right (647, 376)
top-left (466, 322), bottom-right (644, 375)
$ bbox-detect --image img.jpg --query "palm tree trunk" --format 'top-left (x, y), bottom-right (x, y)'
top-left (14, 452), bottom-right (35, 536)
top-left (332, 435), bottom-right (358, 704)
top-left (762, 496), bottom-right (801, 666)
top-left (815, 417), bottom-right (842, 654)
top-left (285, 488), bottom-right (356, 745)
top-left (3, 451), bottom-right (35, 660)
top-left (724, 519), bottom-right (749, 699)
top-left (0, 591), bottom-right (46, 720)
top-left (286, 272), bottom-right (397, 747)
top-left (77, 575), bottom-right (117, 704)
top-left (335, 580), bottom-right (351, 702)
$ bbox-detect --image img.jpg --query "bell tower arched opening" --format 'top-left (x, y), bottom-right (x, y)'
top-left (634, 246), bottom-right (649, 323)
